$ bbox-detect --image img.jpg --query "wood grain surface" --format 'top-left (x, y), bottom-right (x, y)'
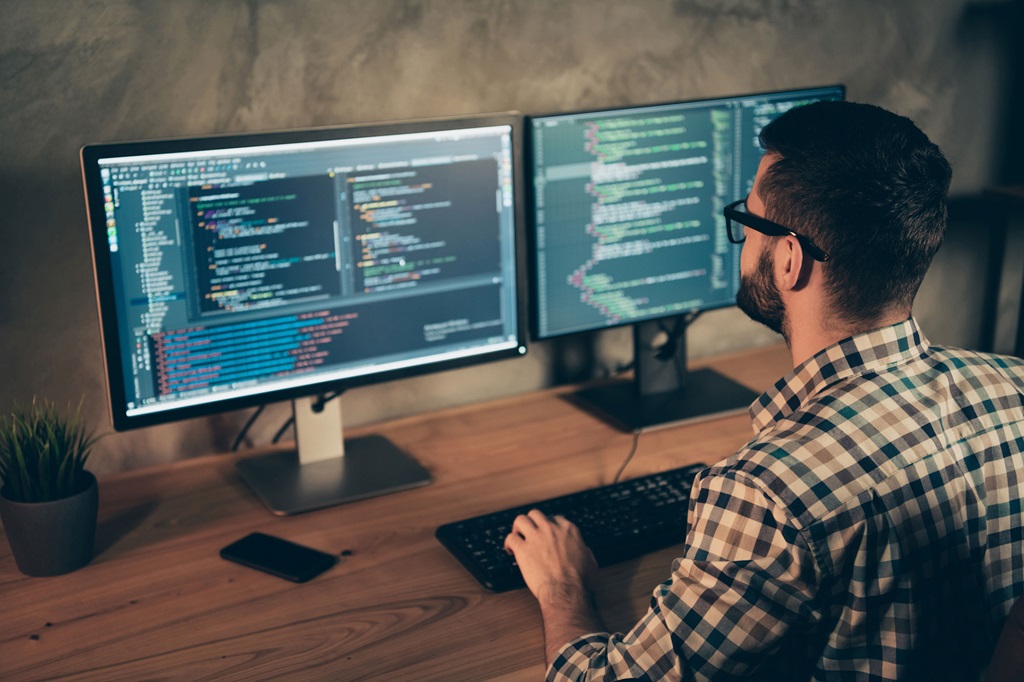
top-left (0, 345), bottom-right (791, 681)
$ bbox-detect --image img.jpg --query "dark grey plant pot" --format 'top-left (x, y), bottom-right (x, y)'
top-left (0, 472), bottom-right (98, 577)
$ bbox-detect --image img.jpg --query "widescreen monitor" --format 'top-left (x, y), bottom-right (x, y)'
top-left (82, 113), bottom-right (527, 514)
top-left (529, 86), bottom-right (845, 430)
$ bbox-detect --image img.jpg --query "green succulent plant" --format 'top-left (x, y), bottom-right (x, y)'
top-left (0, 399), bottom-right (100, 503)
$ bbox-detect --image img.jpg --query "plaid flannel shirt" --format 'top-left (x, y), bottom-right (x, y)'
top-left (548, 318), bottom-right (1024, 681)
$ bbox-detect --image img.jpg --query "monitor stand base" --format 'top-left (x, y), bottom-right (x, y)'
top-left (237, 434), bottom-right (431, 516)
top-left (568, 368), bottom-right (758, 432)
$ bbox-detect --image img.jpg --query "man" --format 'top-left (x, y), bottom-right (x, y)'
top-left (505, 100), bottom-right (1024, 680)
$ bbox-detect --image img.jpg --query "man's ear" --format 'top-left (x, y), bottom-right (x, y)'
top-left (775, 235), bottom-right (808, 291)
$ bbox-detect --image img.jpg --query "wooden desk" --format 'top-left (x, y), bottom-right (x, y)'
top-left (0, 345), bottom-right (790, 681)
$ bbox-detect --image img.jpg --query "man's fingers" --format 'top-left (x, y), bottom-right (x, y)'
top-left (507, 510), bottom-right (549, 550)
top-left (511, 511), bottom-right (540, 534)
top-left (503, 530), bottom-right (523, 554)
top-left (526, 509), bottom-right (550, 524)
top-left (507, 510), bottom-right (582, 555)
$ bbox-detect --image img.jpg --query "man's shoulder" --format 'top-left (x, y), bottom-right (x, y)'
top-left (711, 343), bottom-right (1024, 527)
top-left (906, 345), bottom-right (1024, 423)
top-left (704, 431), bottom-right (859, 530)
top-left (925, 344), bottom-right (1024, 371)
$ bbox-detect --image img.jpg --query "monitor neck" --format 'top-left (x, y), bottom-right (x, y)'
top-left (294, 394), bottom-right (345, 465)
top-left (633, 312), bottom-right (699, 397)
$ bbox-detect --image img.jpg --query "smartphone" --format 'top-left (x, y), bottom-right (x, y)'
top-left (220, 532), bottom-right (338, 583)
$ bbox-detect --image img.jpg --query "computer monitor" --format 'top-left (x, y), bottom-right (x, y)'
top-left (81, 113), bottom-right (527, 515)
top-left (529, 86), bottom-right (844, 431)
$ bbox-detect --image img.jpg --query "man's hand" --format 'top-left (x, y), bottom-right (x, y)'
top-left (504, 510), bottom-right (604, 664)
top-left (504, 509), bottom-right (597, 601)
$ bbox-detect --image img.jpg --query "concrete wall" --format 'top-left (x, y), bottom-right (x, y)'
top-left (1, 0), bottom-right (1019, 475)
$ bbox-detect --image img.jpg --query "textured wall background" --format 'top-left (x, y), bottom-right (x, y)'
top-left (0, 0), bottom-right (1020, 475)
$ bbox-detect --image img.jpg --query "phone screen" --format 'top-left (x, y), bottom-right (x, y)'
top-left (220, 532), bottom-right (338, 583)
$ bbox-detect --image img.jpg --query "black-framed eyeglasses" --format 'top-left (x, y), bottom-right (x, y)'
top-left (724, 199), bottom-right (831, 263)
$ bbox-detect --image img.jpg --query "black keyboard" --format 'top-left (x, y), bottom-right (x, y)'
top-left (435, 462), bottom-right (706, 592)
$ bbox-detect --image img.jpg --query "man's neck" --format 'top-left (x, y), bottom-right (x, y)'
top-left (787, 309), bottom-right (910, 368)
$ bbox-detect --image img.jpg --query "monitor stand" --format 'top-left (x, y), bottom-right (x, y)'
top-left (236, 396), bottom-right (432, 516)
top-left (567, 313), bottom-right (760, 432)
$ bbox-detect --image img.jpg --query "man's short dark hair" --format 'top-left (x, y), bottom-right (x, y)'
top-left (758, 100), bottom-right (952, 325)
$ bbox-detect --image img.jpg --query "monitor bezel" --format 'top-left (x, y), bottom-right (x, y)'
top-left (82, 112), bottom-right (530, 431)
top-left (525, 84), bottom-right (846, 341)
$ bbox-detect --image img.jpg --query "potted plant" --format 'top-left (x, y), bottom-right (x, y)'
top-left (0, 398), bottom-right (101, 576)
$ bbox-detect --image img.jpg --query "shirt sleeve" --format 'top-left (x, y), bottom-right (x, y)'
top-left (546, 469), bottom-right (821, 682)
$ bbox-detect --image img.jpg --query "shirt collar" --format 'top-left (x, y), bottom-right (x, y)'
top-left (749, 317), bottom-right (930, 435)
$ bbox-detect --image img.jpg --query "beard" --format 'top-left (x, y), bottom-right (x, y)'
top-left (735, 247), bottom-right (789, 342)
